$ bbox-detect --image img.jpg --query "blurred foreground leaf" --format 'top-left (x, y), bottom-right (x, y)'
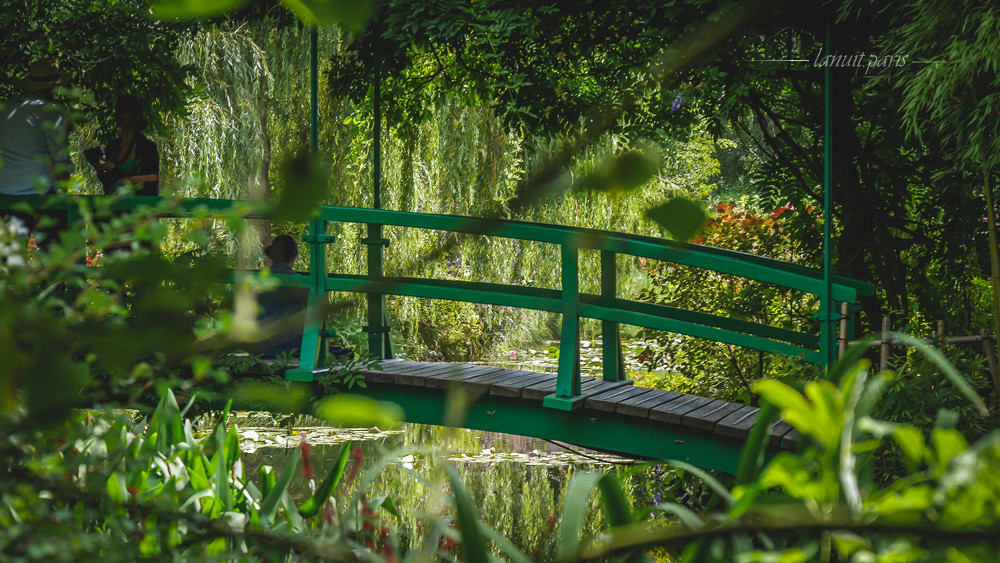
top-left (315, 394), bottom-right (403, 428)
top-left (233, 382), bottom-right (311, 414)
top-left (279, 0), bottom-right (374, 28)
top-left (273, 154), bottom-right (330, 222)
top-left (645, 198), bottom-right (707, 241)
top-left (151, 0), bottom-right (250, 19)
top-left (580, 148), bottom-right (661, 193)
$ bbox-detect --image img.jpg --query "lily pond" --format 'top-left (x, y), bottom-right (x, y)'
top-left (229, 411), bottom-right (711, 559)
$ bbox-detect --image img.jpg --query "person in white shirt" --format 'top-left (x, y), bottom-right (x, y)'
top-left (0, 59), bottom-right (73, 248)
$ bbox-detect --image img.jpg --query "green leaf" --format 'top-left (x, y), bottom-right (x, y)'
top-left (664, 460), bottom-right (735, 507)
top-left (654, 502), bottom-right (704, 531)
top-left (444, 464), bottom-right (489, 563)
top-left (891, 333), bottom-right (987, 415)
top-left (557, 471), bottom-right (604, 560)
top-left (214, 429), bottom-right (233, 512)
top-left (150, 0), bottom-right (251, 20)
top-left (259, 450), bottom-right (299, 527)
top-left (278, 0), bottom-right (375, 28)
top-left (314, 394), bottom-right (403, 428)
top-left (298, 441), bottom-right (350, 518)
top-left (645, 198), bottom-right (707, 241)
top-left (754, 380), bottom-right (821, 443)
top-left (736, 402), bottom-right (779, 485)
top-left (893, 425), bottom-right (926, 467)
top-left (367, 495), bottom-right (400, 518)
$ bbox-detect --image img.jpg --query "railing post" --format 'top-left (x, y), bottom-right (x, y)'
top-left (286, 217), bottom-right (331, 382)
top-left (544, 241), bottom-right (582, 411)
top-left (363, 225), bottom-right (392, 359)
top-left (601, 250), bottom-right (625, 381)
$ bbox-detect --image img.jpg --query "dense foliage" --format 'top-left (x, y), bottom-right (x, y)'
top-left (3, 0), bottom-right (1000, 560)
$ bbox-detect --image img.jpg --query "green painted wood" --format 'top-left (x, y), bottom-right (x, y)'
top-left (312, 205), bottom-right (870, 300)
top-left (545, 244), bottom-right (582, 411)
top-left (324, 275), bottom-right (562, 312)
top-left (580, 294), bottom-right (819, 348)
top-left (354, 382), bottom-right (749, 472)
top-left (600, 250), bottom-right (624, 382)
top-left (580, 302), bottom-right (823, 363)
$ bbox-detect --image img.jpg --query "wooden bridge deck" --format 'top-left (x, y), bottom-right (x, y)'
top-left (354, 360), bottom-right (802, 452)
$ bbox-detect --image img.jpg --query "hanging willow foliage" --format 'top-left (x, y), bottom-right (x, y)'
top-left (160, 17), bottom-right (726, 357)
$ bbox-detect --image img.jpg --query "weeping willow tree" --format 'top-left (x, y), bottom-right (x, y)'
top-left (160, 11), bottom-right (730, 359)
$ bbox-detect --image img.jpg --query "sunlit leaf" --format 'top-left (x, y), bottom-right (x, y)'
top-left (151, 0), bottom-right (250, 19)
top-left (314, 394), bottom-right (403, 428)
top-left (893, 425), bottom-right (926, 467)
top-left (279, 0), bottom-right (375, 28)
top-left (233, 382), bottom-right (311, 414)
top-left (645, 198), bottom-right (707, 241)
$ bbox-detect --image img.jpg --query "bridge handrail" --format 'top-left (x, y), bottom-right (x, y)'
top-left (1, 194), bottom-right (872, 410)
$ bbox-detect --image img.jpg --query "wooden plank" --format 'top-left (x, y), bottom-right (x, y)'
top-left (768, 421), bottom-right (797, 447)
top-left (580, 379), bottom-right (627, 397)
top-left (522, 377), bottom-right (559, 400)
top-left (425, 365), bottom-right (504, 386)
top-left (585, 385), bottom-right (653, 413)
top-left (682, 400), bottom-right (745, 431)
top-left (424, 366), bottom-right (509, 389)
top-left (485, 370), bottom-right (545, 393)
top-left (396, 362), bottom-right (453, 375)
top-left (491, 372), bottom-right (554, 397)
top-left (616, 390), bottom-right (682, 418)
top-left (357, 368), bottom-right (395, 384)
top-left (394, 363), bottom-right (460, 386)
top-left (715, 406), bottom-right (760, 439)
top-left (781, 428), bottom-right (803, 449)
top-left (458, 368), bottom-right (526, 392)
top-left (649, 394), bottom-right (714, 424)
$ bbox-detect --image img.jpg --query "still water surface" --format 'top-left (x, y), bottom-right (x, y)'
top-left (235, 414), bottom-right (673, 557)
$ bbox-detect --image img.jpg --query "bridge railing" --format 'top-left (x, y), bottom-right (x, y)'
top-left (0, 194), bottom-right (873, 411)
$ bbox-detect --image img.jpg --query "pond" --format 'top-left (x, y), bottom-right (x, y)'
top-left (231, 413), bottom-right (703, 559)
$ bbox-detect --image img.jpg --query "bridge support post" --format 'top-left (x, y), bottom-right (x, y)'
top-left (544, 242), bottom-right (583, 411)
top-left (363, 224), bottom-right (393, 359)
top-left (600, 250), bottom-right (625, 382)
top-left (286, 218), bottom-right (331, 382)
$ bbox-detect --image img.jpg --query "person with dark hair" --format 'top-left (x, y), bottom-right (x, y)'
top-left (256, 234), bottom-right (308, 356)
top-left (85, 94), bottom-right (159, 195)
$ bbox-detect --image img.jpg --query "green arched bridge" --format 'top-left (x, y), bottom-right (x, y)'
top-left (0, 194), bottom-right (872, 473)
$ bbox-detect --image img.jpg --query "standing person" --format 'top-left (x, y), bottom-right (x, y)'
top-left (85, 94), bottom-right (158, 195)
top-left (0, 59), bottom-right (73, 248)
